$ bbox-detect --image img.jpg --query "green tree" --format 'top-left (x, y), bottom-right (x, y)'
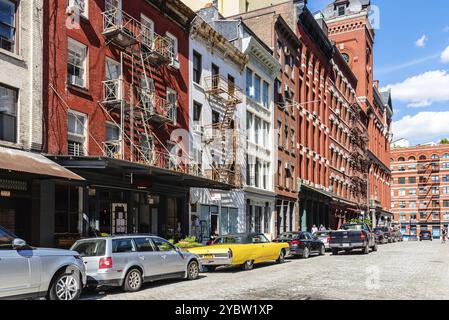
top-left (440, 138), bottom-right (449, 144)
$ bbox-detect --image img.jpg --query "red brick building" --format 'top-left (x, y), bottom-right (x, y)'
top-left (40, 0), bottom-right (229, 245)
top-left (391, 144), bottom-right (449, 239)
top-left (323, 0), bottom-right (393, 226)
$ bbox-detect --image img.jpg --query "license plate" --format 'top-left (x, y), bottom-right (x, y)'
top-left (203, 255), bottom-right (214, 260)
top-left (343, 243), bottom-right (350, 247)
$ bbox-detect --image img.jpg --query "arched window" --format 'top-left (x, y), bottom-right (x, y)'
top-left (397, 157), bottom-right (405, 162)
top-left (408, 156), bottom-right (416, 161)
top-left (431, 154), bottom-right (439, 159)
top-left (342, 53), bottom-right (350, 64)
top-left (419, 155), bottom-right (427, 161)
top-left (443, 153), bottom-right (449, 159)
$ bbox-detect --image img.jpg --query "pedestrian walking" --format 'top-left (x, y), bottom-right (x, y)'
top-left (311, 225), bottom-right (318, 234)
top-left (319, 224), bottom-right (326, 231)
top-left (441, 228), bottom-right (447, 244)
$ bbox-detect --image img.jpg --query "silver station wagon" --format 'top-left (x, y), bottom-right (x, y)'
top-left (0, 225), bottom-right (86, 300)
top-left (71, 235), bottom-right (201, 292)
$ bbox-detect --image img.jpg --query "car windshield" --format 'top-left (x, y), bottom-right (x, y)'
top-left (0, 226), bottom-right (16, 250)
top-left (341, 224), bottom-right (362, 231)
top-left (214, 236), bottom-right (246, 244)
top-left (72, 239), bottom-right (106, 257)
top-left (278, 233), bottom-right (298, 240)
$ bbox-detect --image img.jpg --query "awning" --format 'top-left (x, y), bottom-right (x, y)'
top-left (0, 147), bottom-right (84, 181)
top-left (47, 156), bottom-right (233, 190)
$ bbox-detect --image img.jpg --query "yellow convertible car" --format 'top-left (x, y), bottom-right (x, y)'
top-left (187, 233), bottom-right (289, 271)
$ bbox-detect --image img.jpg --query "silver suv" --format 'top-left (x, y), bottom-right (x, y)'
top-left (0, 225), bottom-right (86, 300)
top-left (71, 235), bottom-right (201, 292)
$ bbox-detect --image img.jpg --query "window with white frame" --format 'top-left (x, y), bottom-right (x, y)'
top-left (262, 81), bottom-right (269, 108)
top-left (67, 0), bottom-right (88, 18)
top-left (104, 122), bottom-right (120, 158)
top-left (67, 111), bottom-right (87, 156)
top-left (166, 88), bottom-right (177, 123)
top-left (254, 74), bottom-right (261, 103)
top-left (166, 32), bottom-right (179, 68)
top-left (0, 0), bottom-right (17, 53)
top-left (141, 14), bottom-right (154, 47)
top-left (246, 68), bottom-right (253, 98)
top-left (67, 38), bottom-right (87, 88)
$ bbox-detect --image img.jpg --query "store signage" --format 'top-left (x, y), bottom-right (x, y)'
top-left (1, 190), bottom-right (11, 197)
top-left (211, 193), bottom-right (221, 201)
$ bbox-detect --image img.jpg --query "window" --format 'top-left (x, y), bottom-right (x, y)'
top-left (444, 186), bottom-right (449, 194)
top-left (431, 154), bottom-right (439, 159)
top-left (166, 88), bottom-right (177, 123)
top-left (398, 189), bottom-right (406, 197)
top-left (67, 38), bottom-right (87, 87)
top-left (254, 116), bottom-right (261, 145)
top-left (398, 201), bottom-right (406, 209)
top-left (409, 201), bottom-right (416, 209)
top-left (0, 225), bottom-right (14, 249)
top-left (0, 0), bottom-right (16, 53)
top-left (134, 237), bottom-right (155, 252)
top-left (212, 110), bottom-right (220, 125)
top-left (112, 239), bottom-right (135, 253)
top-left (408, 164), bottom-right (417, 170)
top-left (342, 53), bottom-right (350, 64)
top-left (166, 32), bottom-right (178, 67)
top-left (398, 166), bottom-right (405, 172)
top-left (104, 122), bottom-right (120, 157)
top-left (398, 177), bottom-right (406, 184)
top-left (277, 120), bottom-right (281, 146)
top-left (67, 111), bottom-right (87, 156)
top-left (246, 68), bottom-right (253, 98)
top-left (254, 74), bottom-right (261, 103)
top-left (192, 51), bottom-right (202, 84)
top-left (151, 237), bottom-right (176, 252)
top-left (263, 121), bottom-right (269, 146)
top-left (141, 14), bottom-right (154, 47)
top-left (444, 200), bottom-right (449, 208)
top-left (211, 63), bottom-right (219, 89)
top-left (68, 0), bottom-right (88, 18)
top-left (337, 5), bottom-right (345, 16)
top-left (443, 154), bottom-right (449, 159)
top-left (0, 84), bottom-right (17, 143)
top-left (443, 162), bottom-right (449, 169)
top-left (193, 101), bottom-right (202, 123)
top-left (431, 175), bottom-right (439, 182)
top-left (443, 175), bottom-right (449, 182)
top-left (410, 213), bottom-right (417, 220)
top-left (262, 81), bottom-right (269, 108)
top-left (408, 177), bottom-right (416, 184)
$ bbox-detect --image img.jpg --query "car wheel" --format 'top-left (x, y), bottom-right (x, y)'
top-left (123, 268), bottom-right (143, 292)
top-left (186, 260), bottom-right (199, 280)
top-left (363, 245), bottom-right (370, 255)
top-left (242, 260), bottom-right (254, 271)
top-left (276, 249), bottom-right (285, 264)
top-left (319, 245), bottom-right (325, 256)
top-left (302, 247), bottom-right (310, 259)
top-left (372, 243), bottom-right (378, 252)
top-left (48, 270), bottom-right (82, 301)
top-left (331, 248), bottom-right (339, 255)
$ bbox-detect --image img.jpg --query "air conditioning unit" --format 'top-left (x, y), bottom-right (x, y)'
top-left (66, 0), bottom-right (83, 15)
top-left (170, 58), bottom-right (180, 69)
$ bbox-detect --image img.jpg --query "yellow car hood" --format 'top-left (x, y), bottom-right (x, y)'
top-left (187, 245), bottom-right (231, 255)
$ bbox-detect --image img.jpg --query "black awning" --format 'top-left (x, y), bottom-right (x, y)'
top-left (47, 156), bottom-right (234, 191)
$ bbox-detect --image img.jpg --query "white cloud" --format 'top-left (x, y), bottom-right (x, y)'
top-left (415, 35), bottom-right (428, 47)
top-left (393, 111), bottom-right (449, 143)
top-left (442, 45), bottom-right (449, 63)
top-left (381, 70), bottom-right (449, 107)
top-left (444, 26), bottom-right (449, 33)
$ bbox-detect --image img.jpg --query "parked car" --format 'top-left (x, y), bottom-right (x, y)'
top-left (274, 232), bottom-right (325, 258)
top-left (419, 230), bottom-right (433, 241)
top-left (313, 231), bottom-right (331, 250)
top-left (329, 223), bottom-right (377, 255)
top-left (374, 227), bottom-right (393, 243)
top-left (0, 225), bottom-right (86, 300)
top-left (71, 235), bottom-right (201, 292)
top-left (374, 228), bottom-right (388, 244)
top-left (187, 233), bottom-right (289, 271)
top-left (391, 228), bottom-right (404, 242)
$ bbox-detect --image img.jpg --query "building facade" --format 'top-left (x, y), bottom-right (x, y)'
top-left (0, 0), bottom-right (85, 246)
top-left (391, 144), bottom-right (449, 239)
top-left (40, 0), bottom-right (236, 247)
top-left (188, 15), bottom-right (248, 241)
top-left (323, 0), bottom-right (393, 227)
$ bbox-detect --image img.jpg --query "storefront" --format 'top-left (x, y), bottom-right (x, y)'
top-left (245, 189), bottom-right (276, 239)
top-left (50, 156), bottom-right (231, 243)
top-left (298, 184), bottom-right (331, 232)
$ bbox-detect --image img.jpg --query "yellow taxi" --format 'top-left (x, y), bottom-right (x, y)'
top-left (187, 233), bottom-right (289, 271)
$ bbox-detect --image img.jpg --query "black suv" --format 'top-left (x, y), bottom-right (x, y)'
top-left (420, 230), bottom-right (433, 241)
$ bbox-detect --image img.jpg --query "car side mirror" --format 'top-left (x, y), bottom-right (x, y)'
top-left (12, 238), bottom-right (27, 249)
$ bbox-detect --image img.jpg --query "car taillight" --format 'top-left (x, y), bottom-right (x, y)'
top-left (99, 257), bottom-right (113, 269)
top-left (290, 240), bottom-right (301, 245)
top-left (327, 235), bottom-right (331, 244)
top-left (360, 233), bottom-right (365, 241)
top-left (228, 249), bottom-right (233, 259)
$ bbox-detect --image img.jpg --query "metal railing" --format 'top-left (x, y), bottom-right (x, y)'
top-left (204, 75), bottom-right (243, 104)
top-left (139, 93), bottom-right (176, 123)
top-left (103, 141), bottom-right (122, 159)
top-left (103, 79), bottom-right (124, 104)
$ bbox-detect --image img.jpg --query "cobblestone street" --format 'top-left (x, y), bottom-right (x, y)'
top-left (82, 241), bottom-right (449, 300)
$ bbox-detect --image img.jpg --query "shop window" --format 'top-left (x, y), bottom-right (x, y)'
top-left (54, 185), bottom-right (80, 235)
top-left (0, 84), bottom-right (18, 143)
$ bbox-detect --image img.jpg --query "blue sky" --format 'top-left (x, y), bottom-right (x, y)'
top-left (309, 0), bottom-right (449, 146)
